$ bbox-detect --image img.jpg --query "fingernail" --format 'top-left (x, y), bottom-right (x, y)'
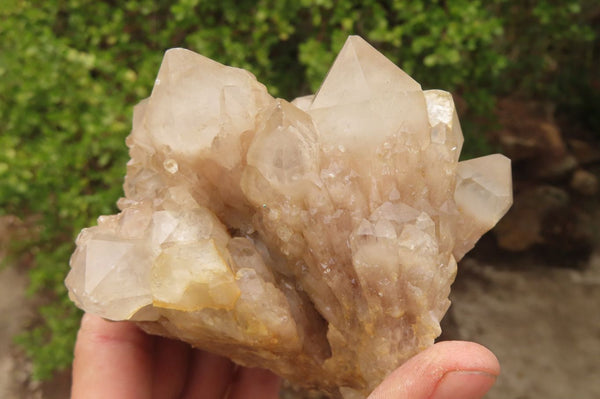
top-left (430, 370), bottom-right (497, 399)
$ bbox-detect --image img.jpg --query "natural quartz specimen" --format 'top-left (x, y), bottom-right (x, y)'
top-left (66, 36), bottom-right (512, 398)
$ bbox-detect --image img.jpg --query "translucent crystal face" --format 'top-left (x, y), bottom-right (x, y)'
top-left (66, 35), bottom-right (512, 398)
top-left (309, 36), bottom-right (429, 154)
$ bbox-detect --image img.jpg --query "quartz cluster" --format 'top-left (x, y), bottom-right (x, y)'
top-left (66, 36), bottom-right (512, 398)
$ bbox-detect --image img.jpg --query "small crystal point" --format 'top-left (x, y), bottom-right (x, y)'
top-left (245, 99), bottom-right (320, 199)
top-left (144, 48), bottom-right (271, 169)
top-left (311, 36), bottom-right (421, 110)
top-left (424, 89), bottom-right (464, 160)
top-left (455, 154), bottom-right (513, 228)
top-left (453, 154), bottom-right (513, 259)
top-left (308, 36), bottom-right (429, 153)
top-left (291, 94), bottom-right (315, 111)
top-left (84, 239), bottom-right (135, 294)
top-left (151, 239), bottom-right (240, 311)
top-left (66, 35), bottom-right (512, 398)
top-left (145, 48), bottom-right (225, 155)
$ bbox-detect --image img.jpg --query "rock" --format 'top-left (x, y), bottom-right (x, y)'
top-left (65, 36), bottom-right (512, 398)
top-left (494, 186), bottom-right (569, 252)
top-left (534, 154), bottom-right (579, 179)
top-left (495, 100), bottom-right (565, 161)
top-left (539, 207), bottom-right (594, 266)
top-left (568, 139), bottom-right (600, 165)
top-left (571, 169), bottom-right (598, 196)
top-left (494, 184), bottom-right (594, 264)
top-left (495, 99), bottom-right (577, 179)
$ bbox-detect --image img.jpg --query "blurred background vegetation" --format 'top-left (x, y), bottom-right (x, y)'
top-left (0, 0), bottom-right (598, 380)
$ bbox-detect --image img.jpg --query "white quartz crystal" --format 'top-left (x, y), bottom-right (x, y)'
top-left (66, 35), bottom-right (512, 398)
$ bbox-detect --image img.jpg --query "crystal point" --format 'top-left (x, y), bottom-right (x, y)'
top-left (66, 36), bottom-right (512, 398)
top-left (309, 36), bottom-right (429, 153)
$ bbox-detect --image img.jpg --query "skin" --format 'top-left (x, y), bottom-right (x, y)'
top-left (72, 313), bottom-right (499, 399)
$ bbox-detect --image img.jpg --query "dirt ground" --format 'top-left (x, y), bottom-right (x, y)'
top-left (0, 264), bottom-right (72, 399)
top-left (0, 265), bottom-right (36, 399)
top-left (446, 254), bottom-right (600, 399)
top-left (1, 244), bottom-right (600, 398)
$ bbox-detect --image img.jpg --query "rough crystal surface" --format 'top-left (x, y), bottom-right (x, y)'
top-left (66, 36), bottom-right (512, 398)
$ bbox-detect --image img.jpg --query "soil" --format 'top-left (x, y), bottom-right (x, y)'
top-left (444, 254), bottom-right (600, 399)
top-left (0, 264), bottom-right (71, 399)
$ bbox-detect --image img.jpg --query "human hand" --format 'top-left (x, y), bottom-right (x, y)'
top-left (367, 340), bottom-right (499, 399)
top-left (72, 313), bottom-right (499, 399)
top-left (71, 313), bottom-right (281, 399)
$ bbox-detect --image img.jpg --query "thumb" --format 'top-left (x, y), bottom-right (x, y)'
top-left (368, 341), bottom-right (500, 399)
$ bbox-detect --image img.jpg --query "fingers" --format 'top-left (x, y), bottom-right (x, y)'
top-left (368, 341), bottom-right (500, 399)
top-left (77, 314), bottom-right (487, 399)
top-left (151, 337), bottom-right (192, 399)
top-left (227, 367), bottom-right (281, 399)
top-left (71, 313), bottom-right (154, 399)
top-left (71, 313), bottom-right (278, 399)
top-left (180, 350), bottom-right (235, 399)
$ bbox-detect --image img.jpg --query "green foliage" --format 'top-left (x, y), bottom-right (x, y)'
top-left (0, 0), bottom-right (596, 379)
top-left (489, 0), bottom-right (599, 134)
top-left (492, 0), bottom-right (596, 96)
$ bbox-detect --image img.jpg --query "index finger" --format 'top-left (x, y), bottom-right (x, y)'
top-left (71, 313), bottom-right (153, 399)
